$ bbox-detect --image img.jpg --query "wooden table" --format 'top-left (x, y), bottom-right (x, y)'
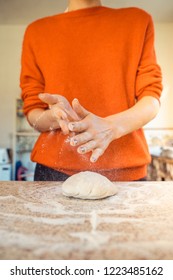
top-left (0, 181), bottom-right (173, 260)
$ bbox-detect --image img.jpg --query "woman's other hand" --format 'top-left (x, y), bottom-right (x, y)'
top-left (68, 99), bottom-right (116, 162)
top-left (38, 93), bottom-right (80, 134)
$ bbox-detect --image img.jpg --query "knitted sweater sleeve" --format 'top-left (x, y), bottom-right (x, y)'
top-left (20, 25), bottom-right (48, 115)
top-left (135, 15), bottom-right (163, 102)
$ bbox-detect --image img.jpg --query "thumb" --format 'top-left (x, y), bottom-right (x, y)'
top-left (39, 93), bottom-right (59, 105)
top-left (72, 98), bottom-right (89, 119)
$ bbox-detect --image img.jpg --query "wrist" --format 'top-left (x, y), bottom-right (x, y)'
top-left (28, 108), bottom-right (60, 132)
top-left (105, 114), bottom-right (125, 140)
top-left (47, 109), bottom-right (61, 130)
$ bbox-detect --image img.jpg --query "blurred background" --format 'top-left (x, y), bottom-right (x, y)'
top-left (0, 0), bottom-right (173, 181)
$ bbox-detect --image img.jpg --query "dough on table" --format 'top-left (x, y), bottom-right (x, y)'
top-left (62, 171), bottom-right (118, 200)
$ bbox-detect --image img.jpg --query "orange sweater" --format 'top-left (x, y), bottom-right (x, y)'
top-left (20, 6), bottom-right (162, 181)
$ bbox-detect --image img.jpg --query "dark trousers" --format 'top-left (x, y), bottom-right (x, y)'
top-left (34, 163), bottom-right (69, 181)
top-left (34, 163), bottom-right (147, 182)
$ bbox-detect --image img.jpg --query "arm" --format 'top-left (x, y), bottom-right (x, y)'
top-left (20, 26), bottom-right (78, 133)
top-left (68, 96), bottom-right (159, 162)
top-left (107, 96), bottom-right (160, 138)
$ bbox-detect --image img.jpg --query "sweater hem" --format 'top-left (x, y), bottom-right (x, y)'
top-left (53, 165), bottom-right (147, 181)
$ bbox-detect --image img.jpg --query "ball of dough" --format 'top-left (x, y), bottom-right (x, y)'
top-left (62, 171), bottom-right (118, 200)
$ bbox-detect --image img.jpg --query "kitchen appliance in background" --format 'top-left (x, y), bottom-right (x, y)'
top-left (0, 148), bottom-right (12, 180)
top-left (0, 148), bottom-right (9, 164)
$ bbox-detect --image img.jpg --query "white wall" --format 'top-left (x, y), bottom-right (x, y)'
top-left (0, 23), bottom-right (173, 148)
top-left (0, 25), bottom-right (26, 148)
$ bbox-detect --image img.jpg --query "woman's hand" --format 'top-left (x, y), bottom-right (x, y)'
top-left (68, 99), bottom-right (116, 162)
top-left (39, 93), bottom-right (80, 134)
top-left (68, 96), bottom-right (160, 162)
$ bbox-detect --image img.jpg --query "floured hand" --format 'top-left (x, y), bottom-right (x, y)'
top-left (39, 93), bottom-right (80, 134)
top-left (68, 99), bottom-right (116, 162)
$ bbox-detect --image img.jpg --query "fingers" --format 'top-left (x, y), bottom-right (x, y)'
top-left (63, 106), bottom-right (80, 122)
top-left (59, 120), bottom-right (69, 135)
top-left (39, 93), bottom-right (59, 105)
top-left (77, 140), bottom-right (97, 154)
top-left (70, 132), bottom-right (91, 146)
top-left (72, 98), bottom-right (89, 119)
top-left (76, 139), bottom-right (105, 162)
top-left (90, 148), bottom-right (104, 163)
top-left (68, 120), bottom-right (88, 133)
top-left (51, 107), bottom-right (68, 121)
top-left (39, 93), bottom-right (80, 122)
top-left (68, 105), bottom-right (111, 162)
top-left (70, 131), bottom-right (106, 162)
top-left (77, 142), bottom-right (104, 163)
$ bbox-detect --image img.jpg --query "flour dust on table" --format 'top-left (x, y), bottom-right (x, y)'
top-left (62, 171), bottom-right (118, 200)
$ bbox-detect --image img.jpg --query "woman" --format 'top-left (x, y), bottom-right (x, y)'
top-left (20, 0), bottom-right (162, 181)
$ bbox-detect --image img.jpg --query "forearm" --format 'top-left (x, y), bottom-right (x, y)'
top-left (107, 96), bottom-right (160, 139)
top-left (27, 108), bottom-right (60, 132)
